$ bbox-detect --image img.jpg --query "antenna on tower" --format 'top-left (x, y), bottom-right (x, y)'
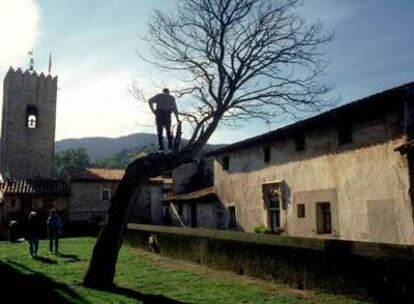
top-left (28, 49), bottom-right (34, 71)
top-left (48, 52), bottom-right (52, 74)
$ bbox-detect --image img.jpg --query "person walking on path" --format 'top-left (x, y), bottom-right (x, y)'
top-left (149, 88), bottom-right (180, 151)
top-left (26, 211), bottom-right (42, 258)
top-left (47, 209), bottom-right (63, 254)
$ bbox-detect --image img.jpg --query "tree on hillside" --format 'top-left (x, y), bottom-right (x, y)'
top-left (54, 148), bottom-right (90, 174)
top-left (83, 0), bottom-right (332, 288)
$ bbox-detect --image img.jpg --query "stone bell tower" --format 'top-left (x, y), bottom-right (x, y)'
top-left (0, 67), bottom-right (58, 178)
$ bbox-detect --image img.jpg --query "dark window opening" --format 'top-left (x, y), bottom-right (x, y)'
top-left (102, 189), bottom-right (111, 201)
top-left (10, 198), bottom-right (16, 208)
top-left (223, 156), bottom-right (230, 171)
top-left (43, 198), bottom-right (54, 210)
top-left (297, 204), bottom-right (305, 218)
top-left (26, 105), bottom-right (38, 129)
top-left (268, 192), bottom-right (280, 230)
top-left (338, 123), bottom-right (353, 145)
top-left (177, 204), bottom-right (183, 216)
top-left (264, 146), bottom-right (271, 163)
top-left (316, 202), bottom-right (332, 234)
top-left (295, 134), bottom-right (306, 151)
top-left (228, 206), bottom-right (236, 228)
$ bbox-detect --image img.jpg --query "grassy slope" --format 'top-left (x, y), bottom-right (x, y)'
top-left (0, 237), bottom-right (366, 304)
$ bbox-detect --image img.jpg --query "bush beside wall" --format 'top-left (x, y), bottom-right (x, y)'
top-left (125, 224), bottom-right (414, 303)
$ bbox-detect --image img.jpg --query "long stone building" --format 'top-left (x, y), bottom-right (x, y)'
top-left (203, 82), bottom-right (414, 245)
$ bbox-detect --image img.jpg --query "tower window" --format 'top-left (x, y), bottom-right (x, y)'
top-left (26, 105), bottom-right (38, 129)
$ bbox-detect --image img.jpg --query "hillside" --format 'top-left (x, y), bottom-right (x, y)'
top-left (55, 132), bottom-right (224, 161)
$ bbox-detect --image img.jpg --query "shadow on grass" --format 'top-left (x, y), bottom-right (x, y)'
top-left (97, 285), bottom-right (189, 304)
top-left (0, 261), bottom-right (90, 303)
top-left (33, 255), bottom-right (58, 264)
top-left (57, 252), bottom-right (81, 263)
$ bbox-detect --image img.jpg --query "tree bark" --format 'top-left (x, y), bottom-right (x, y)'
top-left (82, 148), bottom-right (199, 288)
top-left (83, 153), bottom-right (169, 288)
top-left (83, 116), bottom-right (220, 288)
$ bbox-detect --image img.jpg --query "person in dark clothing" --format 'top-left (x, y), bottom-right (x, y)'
top-left (149, 88), bottom-right (180, 151)
top-left (47, 209), bottom-right (63, 254)
top-left (26, 211), bottom-right (42, 258)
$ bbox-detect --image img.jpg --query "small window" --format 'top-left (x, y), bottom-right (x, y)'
top-left (222, 156), bottom-right (230, 171)
top-left (316, 202), bottom-right (332, 234)
top-left (101, 189), bottom-right (112, 201)
top-left (26, 105), bottom-right (38, 129)
top-left (338, 123), bottom-right (353, 145)
top-left (263, 146), bottom-right (271, 163)
top-left (228, 206), bottom-right (236, 228)
top-left (295, 134), bottom-right (306, 151)
top-left (297, 204), bottom-right (305, 218)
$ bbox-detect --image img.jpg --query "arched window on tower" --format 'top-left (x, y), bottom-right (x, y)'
top-left (26, 105), bottom-right (38, 129)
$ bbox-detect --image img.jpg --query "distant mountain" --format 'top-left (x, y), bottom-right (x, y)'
top-left (55, 132), bottom-right (225, 161)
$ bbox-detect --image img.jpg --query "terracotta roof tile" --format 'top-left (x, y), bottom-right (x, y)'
top-left (1, 179), bottom-right (70, 195)
top-left (66, 167), bottom-right (171, 184)
top-left (66, 167), bottom-right (125, 181)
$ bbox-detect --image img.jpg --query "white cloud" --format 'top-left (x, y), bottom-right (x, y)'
top-left (0, 0), bottom-right (39, 69)
top-left (55, 64), bottom-right (156, 140)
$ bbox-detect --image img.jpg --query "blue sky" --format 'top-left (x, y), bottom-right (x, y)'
top-left (0, 0), bottom-right (413, 144)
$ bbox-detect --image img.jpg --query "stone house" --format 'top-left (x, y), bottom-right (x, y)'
top-left (63, 167), bottom-right (172, 227)
top-left (0, 178), bottom-right (70, 236)
top-left (63, 167), bottom-right (123, 226)
top-left (130, 176), bottom-right (173, 225)
top-left (205, 82), bottom-right (414, 245)
top-left (165, 159), bottom-right (226, 229)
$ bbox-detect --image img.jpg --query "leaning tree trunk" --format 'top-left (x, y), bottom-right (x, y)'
top-left (82, 149), bottom-right (195, 288)
top-left (82, 118), bottom-right (220, 288)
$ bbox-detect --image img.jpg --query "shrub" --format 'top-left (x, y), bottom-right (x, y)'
top-left (254, 226), bottom-right (273, 234)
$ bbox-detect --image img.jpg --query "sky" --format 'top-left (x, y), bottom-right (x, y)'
top-left (0, 0), bottom-right (413, 144)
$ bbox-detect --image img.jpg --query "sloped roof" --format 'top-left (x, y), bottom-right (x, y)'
top-left (395, 139), bottom-right (414, 155)
top-left (206, 82), bottom-right (414, 157)
top-left (1, 179), bottom-right (70, 195)
top-left (66, 167), bottom-right (172, 184)
top-left (166, 187), bottom-right (216, 202)
top-left (66, 167), bottom-right (125, 181)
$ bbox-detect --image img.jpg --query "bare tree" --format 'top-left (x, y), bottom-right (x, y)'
top-left (83, 0), bottom-right (331, 288)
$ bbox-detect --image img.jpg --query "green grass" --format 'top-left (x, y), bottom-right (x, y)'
top-left (0, 237), bottom-right (366, 303)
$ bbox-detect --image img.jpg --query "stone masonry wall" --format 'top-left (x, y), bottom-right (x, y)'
top-left (0, 68), bottom-right (57, 178)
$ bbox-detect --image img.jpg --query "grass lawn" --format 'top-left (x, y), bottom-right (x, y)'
top-left (0, 237), bottom-right (367, 303)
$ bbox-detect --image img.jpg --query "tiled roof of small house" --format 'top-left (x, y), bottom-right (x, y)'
top-left (66, 167), bottom-right (172, 184)
top-left (66, 167), bottom-right (125, 181)
top-left (0, 179), bottom-right (70, 195)
top-left (166, 187), bottom-right (216, 202)
top-left (206, 81), bottom-right (414, 157)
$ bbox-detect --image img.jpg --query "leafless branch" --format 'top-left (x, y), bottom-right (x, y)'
top-left (134, 0), bottom-right (332, 148)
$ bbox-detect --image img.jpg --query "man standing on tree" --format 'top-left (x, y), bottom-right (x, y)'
top-left (149, 88), bottom-right (180, 151)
